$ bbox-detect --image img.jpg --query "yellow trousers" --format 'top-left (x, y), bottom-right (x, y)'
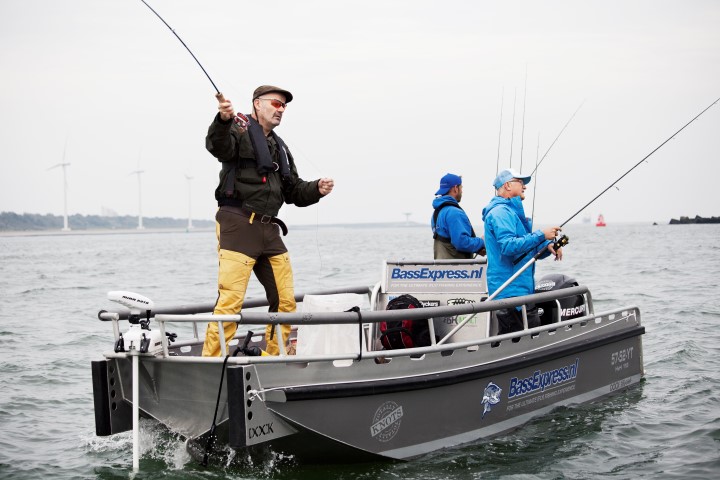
top-left (202, 209), bottom-right (296, 356)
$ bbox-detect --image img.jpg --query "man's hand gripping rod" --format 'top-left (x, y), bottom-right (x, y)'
top-left (215, 93), bottom-right (250, 129)
top-left (436, 235), bottom-right (569, 345)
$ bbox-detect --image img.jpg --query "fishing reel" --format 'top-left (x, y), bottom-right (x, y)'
top-left (553, 234), bottom-right (569, 250)
top-left (234, 330), bottom-right (263, 357)
top-left (233, 112), bottom-right (250, 129)
top-left (215, 92), bottom-right (250, 129)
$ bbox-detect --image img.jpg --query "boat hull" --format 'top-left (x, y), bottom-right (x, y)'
top-left (260, 325), bottom-right (643, 459)
top-left (93, 306), bottom-right (643, 462)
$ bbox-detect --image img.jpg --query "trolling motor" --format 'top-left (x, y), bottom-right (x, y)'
top-left (108, 291), bottom-right (168, 354)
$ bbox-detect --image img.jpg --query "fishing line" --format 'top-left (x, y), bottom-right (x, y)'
top-left (495, 87), bottom-right (505, 176)
top-left (559, 96), bottom-right (720, 228)
top-left (280, 139), bottom-right (326, 274)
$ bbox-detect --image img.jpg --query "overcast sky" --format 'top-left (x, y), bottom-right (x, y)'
top-left (1, 0), bottom-right (718, 227)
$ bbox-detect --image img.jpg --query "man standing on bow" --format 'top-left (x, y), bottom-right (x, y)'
top-left (481, 169), bottom-right (562, 335)
top-left (431, 173), bottom-right (485, 259)
top-left (202, 85), bottom-right (334, 357)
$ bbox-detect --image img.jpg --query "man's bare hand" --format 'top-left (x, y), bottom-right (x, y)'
top-left (318, 178), bottom-right (334, 196)
top-left (548, 244), bottom-right (563, 261)
top-left (216, 93), bottom-right (235, 122)
top-left (542, 226), bottom-right (561, 240)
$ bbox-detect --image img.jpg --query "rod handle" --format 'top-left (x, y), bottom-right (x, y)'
top-left (214, 93), bottom-right (249, 128)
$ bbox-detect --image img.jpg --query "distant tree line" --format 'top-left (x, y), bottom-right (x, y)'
top-left (0, 211), bottom-right (214, 231)
top-left (669, 215), bottom-right (720, 225)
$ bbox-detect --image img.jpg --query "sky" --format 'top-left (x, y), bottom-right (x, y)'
top-left (1, 0), bottom-right (719, 227)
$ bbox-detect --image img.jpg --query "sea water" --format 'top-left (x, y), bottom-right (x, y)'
top-left (0, 223), bottom-right (718, 479)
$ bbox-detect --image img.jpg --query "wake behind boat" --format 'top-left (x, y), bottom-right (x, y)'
top-left (91, 258), bottom-right (644, 465)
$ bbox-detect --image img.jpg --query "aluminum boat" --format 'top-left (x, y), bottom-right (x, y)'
top-left (91, 258), bottom-right (644, 464)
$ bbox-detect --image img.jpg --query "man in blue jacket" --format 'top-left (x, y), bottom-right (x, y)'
top-left (481, 169), bottom-right (563, 334)
top-left (431, 173), bottom-right (485, 259)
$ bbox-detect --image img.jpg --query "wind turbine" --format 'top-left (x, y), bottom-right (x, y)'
top-left (185, 174), bottom-right (193, 230)
top-left (129, 170), bottom-right (145, 229)
top-left (403, 212), bottom-right (412, 225)
top-left (48, 149), bottom-right (71, 231)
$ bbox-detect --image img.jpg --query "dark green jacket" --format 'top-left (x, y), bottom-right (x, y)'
top-left (207, 113), bottom-right (322, 217)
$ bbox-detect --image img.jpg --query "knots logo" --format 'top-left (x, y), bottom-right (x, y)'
top-left (481, 382), bottom-right (502, 419)
top-left (370, 401), bottom-right (403, 442)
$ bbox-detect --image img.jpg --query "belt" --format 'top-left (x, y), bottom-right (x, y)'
top-left (219, 205), bottom-right (288, 236)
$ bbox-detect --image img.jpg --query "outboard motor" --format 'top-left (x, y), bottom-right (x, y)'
top-left (534, 274), bottom-right (587, 325)
top-left (107, 291), bottom-right (164, 354)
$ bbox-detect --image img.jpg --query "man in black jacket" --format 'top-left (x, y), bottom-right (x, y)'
top-left (203, 85), bottom-right (334, 356)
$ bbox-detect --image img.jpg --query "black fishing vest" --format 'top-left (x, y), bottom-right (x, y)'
top-left (432, 201), bottom-right (476, 243)
top-left (221, 116), bottom-right (291, 197)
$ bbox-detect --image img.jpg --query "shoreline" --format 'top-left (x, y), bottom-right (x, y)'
top-left (0, 227), bottom-right (215, 238)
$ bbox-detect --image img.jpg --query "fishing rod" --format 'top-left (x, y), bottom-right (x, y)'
top-left (513, 97), bottom-right (717, 265)
top-left (530, 132), bottom-right (540, 224)
top-left (519, 65), bottom-right (528, 173)
top-left (508, 87), bottom-right (517, 168)
top-left (139, 0), bottom-right (249, 127)
top-left (559, 96), bottom-right (720, 228)
top-left (528, 100), bottom-right (584, 225)
top-left (529, 100), bottom-right (584, 176)
top-left (447, 98), bottom-right (718, 343)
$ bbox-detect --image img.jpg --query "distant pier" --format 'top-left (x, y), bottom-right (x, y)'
top-left (669, 215), bottom-right (720, 224)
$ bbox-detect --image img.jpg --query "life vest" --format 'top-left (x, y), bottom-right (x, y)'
top-left (379, 294), bottom-right (431, 349)
top-left (432, 201), bottom-right (477, 242)
top-left (220, 116), bottom-right (291, 197)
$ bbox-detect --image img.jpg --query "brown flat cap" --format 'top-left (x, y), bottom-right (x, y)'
top-left (252, 85), bottom-right (293, 103)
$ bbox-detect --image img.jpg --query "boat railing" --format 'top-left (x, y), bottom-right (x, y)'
top-left (98, 285), bottom-right (374, 350)
top-left (99, 285), bottom-right (608, 361)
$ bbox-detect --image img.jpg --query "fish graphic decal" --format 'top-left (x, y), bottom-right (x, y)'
top-left (481, 382), bottom-right (502, 418)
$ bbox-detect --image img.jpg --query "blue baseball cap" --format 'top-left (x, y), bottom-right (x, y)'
top-left (493, 168), bottom-right (531, 190)
top-left (435, 173), bottom-right (462, 195)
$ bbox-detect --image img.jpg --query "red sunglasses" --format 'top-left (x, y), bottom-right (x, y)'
top-left (257, 97), bottom-right (287, 109)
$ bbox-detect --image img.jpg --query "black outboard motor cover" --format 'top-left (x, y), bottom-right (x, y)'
top-left (534, 273), bottom-right (586, 325)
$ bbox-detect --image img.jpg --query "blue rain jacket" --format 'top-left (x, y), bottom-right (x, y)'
top-left (481, 196), bottom-right (550, 299)
top-left (431, 196), bottom-right (484, 254)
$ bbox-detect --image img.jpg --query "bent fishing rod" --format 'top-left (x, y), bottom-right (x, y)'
top-left (559, 96), bottom-right (720, 228)
top-left (513, 96), bottom-right (718, 266)
top-left (139, 0), bottom-right (249, 127)
top-left (444, 98), bottom-right (718, 344)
